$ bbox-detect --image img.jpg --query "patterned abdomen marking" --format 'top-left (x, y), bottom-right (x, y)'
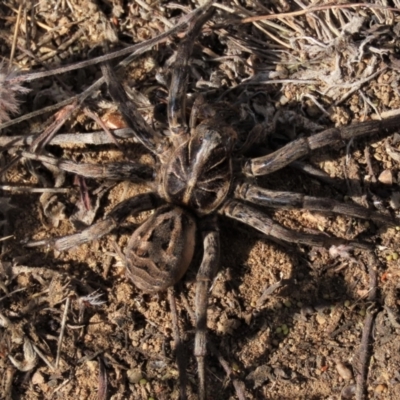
top-left (125, 205), bottom-right (196, 292)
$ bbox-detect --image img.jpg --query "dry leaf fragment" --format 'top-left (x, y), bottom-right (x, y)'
top-left (8, 337), bottom-right (37, 372)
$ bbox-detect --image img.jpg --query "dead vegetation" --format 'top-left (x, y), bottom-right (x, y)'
top-left (1, 1), bottom-right (400, 399)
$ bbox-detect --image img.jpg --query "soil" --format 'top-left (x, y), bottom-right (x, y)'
top-left (1, 1), bottom-right (400, 400)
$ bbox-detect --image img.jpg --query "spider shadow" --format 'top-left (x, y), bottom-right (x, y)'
top-left (181, 158), bottom-right (390, 398)
top-left (206, 212), bottom-right (374, 399)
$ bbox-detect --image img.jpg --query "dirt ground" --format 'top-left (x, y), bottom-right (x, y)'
top-left (1, 1), bottom-right (400, 399)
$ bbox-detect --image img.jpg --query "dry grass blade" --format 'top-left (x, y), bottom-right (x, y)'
top-left (0, 128), bottom-right (136, 148)
top-left (55, 297), bottom-right (70, 369)
top-left (6, 0), bottom-right (213, 86)
top-left (8, 3), bottom-right (22, 68)
top-left (31, 101), bottom-right (80, 152)
top-left (98, 356), bottom-right (108, 400)
top-left (241, 3), bottom-right (400, 24)
top-left (0, 1), bottom-right (212, 130)
top-left (0, 186), bottom-right (69, 194)
top-left (3, 367), bottom-right (15, 400)
top-left (354, 252), bottom-right (378, 400)
top-left (168, 288), bottom-right (187, 400)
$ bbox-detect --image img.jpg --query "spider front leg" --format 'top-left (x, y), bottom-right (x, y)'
top-left (101, 63), bottom-right (167, 155)
top-left (235, 181), bottom-right (396, 225)
top-left (221, 199), bottom-right (370, 250)
top-left (194, 215), bottom-right (219, 400)
top-left (21, 151), bottom-right (155, 183)
top-left (242, 114), bottom-right (400, 176)
top-left (167, 6), bottom-right (214, 137)
top-left (26, 193), bottom-right (159, 251)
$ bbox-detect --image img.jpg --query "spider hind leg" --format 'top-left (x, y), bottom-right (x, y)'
top-left (26, 193), bottom-right (159, 251)
top-left (234, 181), bottom-right (396, 226)
top-left (221, 199), bottom-right (371, 250)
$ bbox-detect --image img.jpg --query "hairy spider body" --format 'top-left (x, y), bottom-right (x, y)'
top-left (23, 2), bottom-right (400, 399)
top-left (162, 120), bottom-right (235, 214)
top-left (125, 205), bottom-right (196, 292)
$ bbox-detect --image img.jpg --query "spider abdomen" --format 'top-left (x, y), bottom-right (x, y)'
top-left (125, 205), bottom-right (196, 293)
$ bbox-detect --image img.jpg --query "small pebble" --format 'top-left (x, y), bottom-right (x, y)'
top-left (378, 169), bottom-right (393, 185)
top-left (127, 369), bottom-right (143, 384)
top-left (336, 361), bottom-right (353, 380)
top-left (32, 371), bottom-right (44, 385)
top-left (374, 383), bottom-right (387, 394)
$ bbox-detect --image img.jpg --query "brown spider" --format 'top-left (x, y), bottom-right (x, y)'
top-left (23, 2), bottom-right (400, 399)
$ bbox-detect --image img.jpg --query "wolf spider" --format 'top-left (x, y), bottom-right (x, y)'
top-left (23, 3), bottom-right (400, 399)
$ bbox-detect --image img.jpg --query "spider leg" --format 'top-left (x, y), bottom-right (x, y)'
top-left (291, 160), bottom-right (346, 191)
top-left (101, 63), bottom-right (167, 156)
top-left (195, 215), bottom-right (219, 400)
top-left (21, 151), bottom-right (154, 183)
top-left (221, 199), bottom-right (371, 250)
top-left (242, 114), bottom-right (400, 177)
top-left (26, 193), bottom-right (159, 251)
top-left (168, 6), bottom-right (214, 137)
top-left (167, 288), bottom-right (188, 400)
top-left (235, 181), bottom-right (395, 225)
top-left (189, 94), bottom-right (206, 133)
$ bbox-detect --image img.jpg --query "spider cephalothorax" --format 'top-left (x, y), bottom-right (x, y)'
top-left (23, 2), bottom-right (400, 399)
top-left (162, 120), bottom-right (236, 214)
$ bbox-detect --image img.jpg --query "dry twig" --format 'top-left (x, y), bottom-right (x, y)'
top-left (168, 288), bottom-right (187, 400)
top-left (354, 252), bottom-right (378, 400)
top-left (55, 297), bottom-right (70, 369)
